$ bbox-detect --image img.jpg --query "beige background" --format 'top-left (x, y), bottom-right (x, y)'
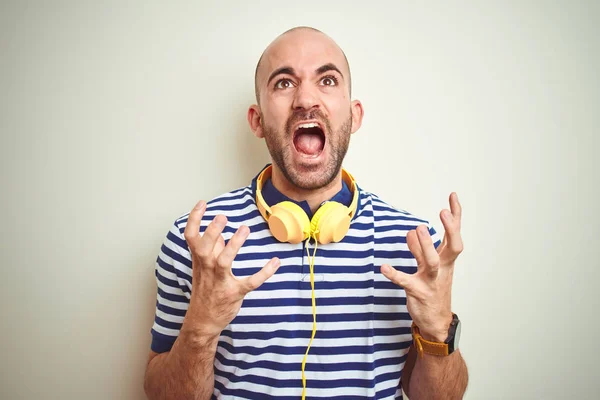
top-left (1, 1), bottom-right (599, 399)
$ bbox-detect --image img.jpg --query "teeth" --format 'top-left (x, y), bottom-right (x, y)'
top-left (297, 123), bottom-right (319, 129)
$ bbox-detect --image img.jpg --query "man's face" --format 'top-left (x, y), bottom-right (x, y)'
top-left (251, 30), bottom-right (362, 190)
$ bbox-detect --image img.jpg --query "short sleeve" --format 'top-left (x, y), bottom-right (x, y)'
top-left (150, 218), bottom-right (193, 353)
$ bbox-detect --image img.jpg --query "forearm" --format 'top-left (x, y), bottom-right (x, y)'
top-left (408, 349), bottom-right (468, 400)
top-left (144, 328), bottom-right (219, 400)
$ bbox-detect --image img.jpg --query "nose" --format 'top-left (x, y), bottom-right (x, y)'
top-left (292, 83), bottom-right (320, 111)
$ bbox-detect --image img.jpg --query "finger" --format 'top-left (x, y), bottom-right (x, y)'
top-left (242, 257), bottom-right (281, 294)
top-left (449, 192), bottom-right (462, 227)
top-left (183, 201), bottom-right (206, 250)
top-left (216, 225), bottom-right (250, 272)
top-left (437, 233), bottom-right (447, 255)
top-left (197, 215), bottom-right (228, 260)
top-left (406, 230), bottom-right (424, 265)
top-left (440, 209), bottom-right (464, 259)
top-left (380, 264), bottom-right (414, 290)
top-left (214, 235), bottom-right (226, 257)
top-left (416, 225), bottom-right (440, 275)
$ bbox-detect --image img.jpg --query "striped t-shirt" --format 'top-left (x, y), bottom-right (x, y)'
top-left (151, 167), bottom-right (441, 399)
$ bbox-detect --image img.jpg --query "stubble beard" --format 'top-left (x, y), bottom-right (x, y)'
top-left (262, 112), bottom-right (353, 190)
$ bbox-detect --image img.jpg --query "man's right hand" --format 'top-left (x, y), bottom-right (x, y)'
top-left (181, 200), bottom-right (280, 339)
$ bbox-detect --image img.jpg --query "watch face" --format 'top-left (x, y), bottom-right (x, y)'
top-left (454, 320), bottom-right (461, 350)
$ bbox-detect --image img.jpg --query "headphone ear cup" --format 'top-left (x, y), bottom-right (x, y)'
top-left (268, 201), bottom-right (310, 244)
top-left (311, 202), bottom-right (351, 245)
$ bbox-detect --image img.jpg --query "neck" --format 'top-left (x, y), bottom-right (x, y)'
top-left (270, 165), bottom-right (343, 214)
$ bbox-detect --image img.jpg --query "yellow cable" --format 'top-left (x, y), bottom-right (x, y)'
top-left (301, 234), bottom-right (319, 400)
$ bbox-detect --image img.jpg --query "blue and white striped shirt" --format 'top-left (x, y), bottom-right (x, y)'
top-left (151, 167), bottom-right (441, 399)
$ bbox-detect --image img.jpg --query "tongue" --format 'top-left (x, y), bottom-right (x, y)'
top-left (295, 132), bottom-right (323, 155)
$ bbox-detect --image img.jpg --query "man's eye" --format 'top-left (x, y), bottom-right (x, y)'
top-left (275, 79), bottom-right (294, 89)
top-left (320, 76), bottom-right (338, 86)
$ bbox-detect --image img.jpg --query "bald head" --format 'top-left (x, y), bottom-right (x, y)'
top-left (254, 27), bottom-right (352, 103)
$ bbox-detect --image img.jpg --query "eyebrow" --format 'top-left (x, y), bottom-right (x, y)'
top-left (315, 63), bottom-right (344, 79)
top-left (267, 67), bottom-right (296, 87)
top-left (266, 63), bottom-right (345, 87)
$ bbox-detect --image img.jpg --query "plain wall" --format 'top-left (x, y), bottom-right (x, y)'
top-left (1, 1), bottom-right (599, 399)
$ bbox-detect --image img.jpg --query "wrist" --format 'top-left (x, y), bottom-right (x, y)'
top-left (417, 313), bottom-right (454, 342)
top-left (183, 302), bottom-right (224, 342)
top-left (419, 329), bottom-right (449, 343)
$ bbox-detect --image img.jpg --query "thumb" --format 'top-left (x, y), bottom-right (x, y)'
top-left (381, 264), bottom-right (413, 290)
top-left (242, 257), bottom-right (281, 295)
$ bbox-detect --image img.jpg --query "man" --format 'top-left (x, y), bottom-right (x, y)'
top-left (144, 27), bottom-right (468, 399)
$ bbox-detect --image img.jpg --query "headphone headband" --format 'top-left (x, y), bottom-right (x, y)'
top-left (256, 165), bottom-right (358, 222)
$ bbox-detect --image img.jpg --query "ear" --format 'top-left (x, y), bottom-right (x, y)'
top-left (247, 104), bottom-right (264, 138)
top-left (350, 100), bottom-right (364, 134)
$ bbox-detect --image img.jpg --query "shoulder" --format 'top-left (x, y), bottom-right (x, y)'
top-left (173, 185), bottom-right (258, 234)
top-left (358, 188), bottom-right (431, 227)
top-left (159, 185), bottom-right (257, 271)
top-left (359, 189), bottom-right (442, 248)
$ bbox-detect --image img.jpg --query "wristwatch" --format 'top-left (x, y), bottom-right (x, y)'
top-left (411, 313), bottom-right (461, 358)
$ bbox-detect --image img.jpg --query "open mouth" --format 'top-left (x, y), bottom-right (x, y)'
top-left (292, 122), bottom-right (325, 157)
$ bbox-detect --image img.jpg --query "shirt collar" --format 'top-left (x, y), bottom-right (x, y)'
top-left (252, 164), bottom-right (353, 220)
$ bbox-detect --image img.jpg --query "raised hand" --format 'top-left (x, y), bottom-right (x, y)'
top-left (182, 201), bottom-right (281, 338)
top-left (381, 193), bottom-right (464, 341)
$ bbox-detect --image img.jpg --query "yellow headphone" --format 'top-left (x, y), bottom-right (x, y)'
top-left (255, 165), bottom-right (359, 245)
top-left (255, 164), bottom-right (359, 399)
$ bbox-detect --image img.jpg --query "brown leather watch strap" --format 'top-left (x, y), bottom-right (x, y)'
top-left (411, 323), bottom-right (449, 357)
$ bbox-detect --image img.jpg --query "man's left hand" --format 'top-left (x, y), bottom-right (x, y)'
top-left (381, 192), bottom-right (463, 342)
